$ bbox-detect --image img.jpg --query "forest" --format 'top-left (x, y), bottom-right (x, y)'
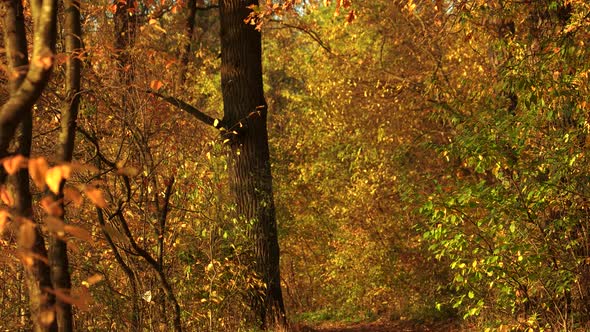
top-left (1, 0), bottom-right (589, 331)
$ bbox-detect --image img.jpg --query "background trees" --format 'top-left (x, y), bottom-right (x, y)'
top-left (1, 0), bottom-right (589, 331)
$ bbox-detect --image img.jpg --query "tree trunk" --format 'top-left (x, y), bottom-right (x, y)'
top-left (47, 0), bottom-right (82, 329)
top-left (1, 0), bottom-right (58, 330)
top-left (219, 0), bottom-right (287, 329)
top-left (176, 0), bottom-right (198, 87)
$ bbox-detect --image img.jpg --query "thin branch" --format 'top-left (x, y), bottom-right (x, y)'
top-left (269, 19), bottom-right (333, 55)
top-left (158, 176), bottom-right (174, 270)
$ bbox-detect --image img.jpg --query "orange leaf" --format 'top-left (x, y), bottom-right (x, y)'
top-left (39, 309), bottom-right (55, 326)
top-left (2, 155), bottom-right (27, 175)
top-left (35, 55), bottom-right (53, 70)
top-left (150, 80), bottom-right (164, 91)
top-left (0, 187), bottom-right (14, 206)
top-left (0, 210), bottom-right (9, 234)
top-left (85, 186), bottom-right (107, 208)
top-left (85, 274), bottom-right (104, 286)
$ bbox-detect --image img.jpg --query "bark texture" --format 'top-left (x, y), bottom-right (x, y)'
top-left (1, 0), bottom-right (58, 330)
top-left (219, 0), bottom-right (287, 329)
top-left (47, 0), bottom-right (82, 329)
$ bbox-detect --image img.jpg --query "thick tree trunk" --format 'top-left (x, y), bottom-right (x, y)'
top-left (1, 0), bottom-right (58, 330)
top-left (219, 1), bottom-right (287, 330)
top-left (47, 0), bottom-right (82, 330)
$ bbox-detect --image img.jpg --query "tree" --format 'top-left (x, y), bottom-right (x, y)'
top-left (0, 0), bottom-right (58, 330)
top-left (47, 0), bottom-right (82, 329)
top-left (219, 0), bottom-right (287, 329)
top-left (152, 1), bottom-right (288, 328)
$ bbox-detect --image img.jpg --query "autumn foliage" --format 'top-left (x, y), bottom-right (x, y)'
top-left (1, 0), bottom-right (590, 331)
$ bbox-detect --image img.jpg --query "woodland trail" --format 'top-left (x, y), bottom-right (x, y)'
top-left (299, 319), bottom-right (464, 332)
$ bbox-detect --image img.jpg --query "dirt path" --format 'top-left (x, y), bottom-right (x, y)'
top-left (297, 320), bottom-right (463, 332)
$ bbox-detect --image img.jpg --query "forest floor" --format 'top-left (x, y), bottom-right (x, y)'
top-left (299, 319), bottom-right (465, 332)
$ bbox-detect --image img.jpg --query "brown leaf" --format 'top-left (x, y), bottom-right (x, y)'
top-left (18, 220), bottom-right (36, 250)
top-left (346, 10), bottom-right (356, 23)
top-left (64, 225), bottom-right (93, 243)
top-left (63, 187), bottom-right (83, 207)
top-left (116, 166), bottom-right (139, 177)
top-left (29, 157), bottom-right (49, 190)
top-left (40, 196), bottom-right (63, 216)
top-left (54, 288), bottom-right (90, 311)
top-left (44, 216), bottom-right (65, 234)
top-left (85, 186), bottom-right (108, 208)
top-left (2, 155), bottom-right (27, 175)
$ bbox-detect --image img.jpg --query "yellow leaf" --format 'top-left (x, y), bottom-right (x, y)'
top-left (45, 165), bottom-right (72, 194)
top-left (29, 157), bottom-right (49, 190)
top-left (85, 186), bottom-right (108, 208)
